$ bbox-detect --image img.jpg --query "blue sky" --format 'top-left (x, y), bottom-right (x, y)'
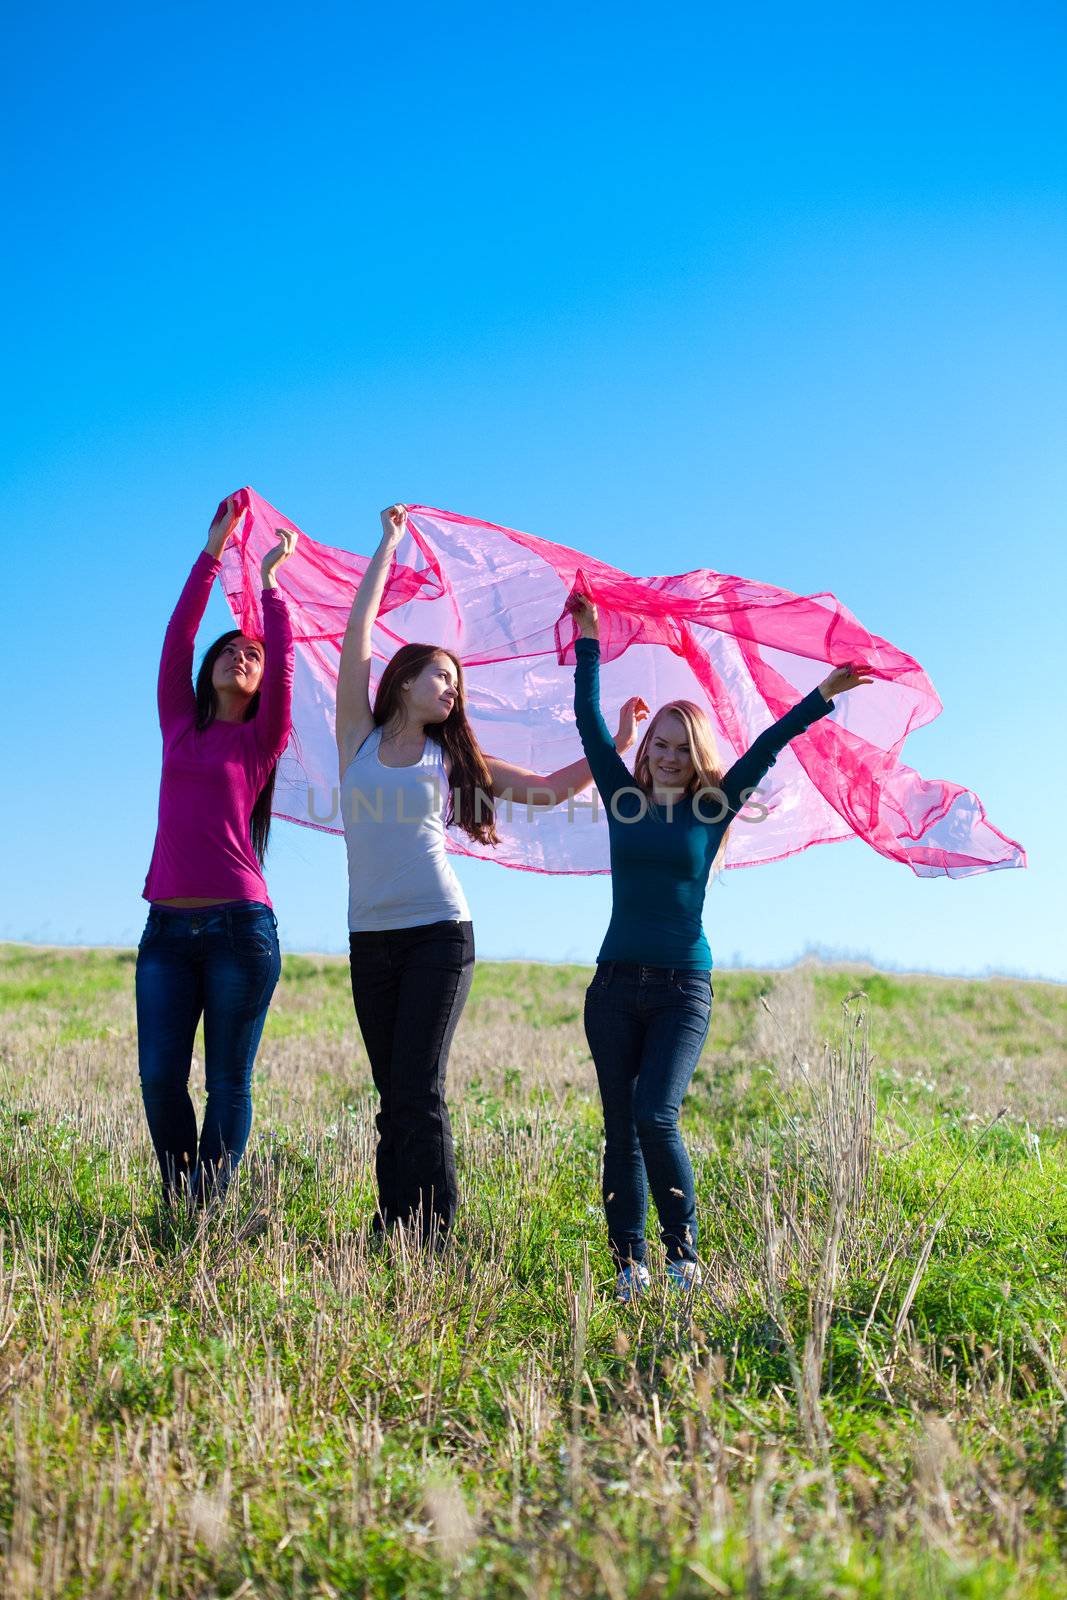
top-left (5, 2), bottom-right (1065, 977)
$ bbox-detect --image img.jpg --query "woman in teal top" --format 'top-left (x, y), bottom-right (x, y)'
top-left (567, 593), bottom-right (871, 1302)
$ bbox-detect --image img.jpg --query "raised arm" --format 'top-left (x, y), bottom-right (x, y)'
top-left (336, 504), bottom-right (406, 775)
top-left (720, 663), bottom-right (873, 817)
top-left (566, 594), bottom-right (642, 804)
top-left (484, 690), bottom-right (646, 808)
top-left (156, 496), bottom-right (242, 734)
top-left (253, 528), bottom-right (298, 765)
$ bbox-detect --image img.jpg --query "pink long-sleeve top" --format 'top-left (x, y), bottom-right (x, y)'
top-left (141, 550), bottom-right (294, 907)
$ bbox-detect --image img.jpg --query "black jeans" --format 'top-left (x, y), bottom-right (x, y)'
top-left (348, 918), bottom-right (475, 1242)
top-left (135, 901), bottom-right (282, 1201)
top-left (583, 960), bottom-right (713, 1267)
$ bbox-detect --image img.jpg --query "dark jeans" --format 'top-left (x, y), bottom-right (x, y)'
top-left (583, 960), bottom-right (713, 1267)
top-left (348, 918), bottom-right (475, 1243)
top-left (135, 901), bottom-right (282, 1201)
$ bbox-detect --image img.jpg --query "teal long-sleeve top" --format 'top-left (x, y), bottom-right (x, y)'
top-left (573, 636), bottom-right (836, 970)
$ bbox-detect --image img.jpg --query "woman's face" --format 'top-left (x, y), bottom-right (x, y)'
top-left (212, 635), bottom-right (265, 698)
top-left (403, 653), bottom-right (460, 724)
top-left (647, 710), bottom-right (696, 790)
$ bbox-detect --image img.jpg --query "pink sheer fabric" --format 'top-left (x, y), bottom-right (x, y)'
top-left (216, 487), bottom-right (1024, 879)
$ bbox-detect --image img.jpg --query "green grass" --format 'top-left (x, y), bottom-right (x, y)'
top-left (0, 946), bottom-right (1066, 1596)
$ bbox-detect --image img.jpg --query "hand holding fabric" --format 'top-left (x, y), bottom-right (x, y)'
top-left (261, 526), bottom-right (298, 591)
top-left (614, 695), bottom-right (649, 752)
top-left (818, 662), bottom-right (874, 701)
top-left (205, 495), bottom-right (247, 560)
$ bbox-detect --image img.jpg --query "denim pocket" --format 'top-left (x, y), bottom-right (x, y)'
top-left (229, 911), bottom-right (278, 957)
top-left (586, 967), bottom-right (615, 1004)
top-left (137, 913), bottom-right (162, 952)
top-left (670, 971), bottom-right (713, 1009)
top-left (427, 922), bottom-right (475, 966)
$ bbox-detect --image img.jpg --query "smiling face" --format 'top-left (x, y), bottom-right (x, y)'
top-left (212, 634), bottom-right (264, 698)
top-left (402, 651), bottom-right (460, 725)
top-left (646, 709), bottom-right (696, 792)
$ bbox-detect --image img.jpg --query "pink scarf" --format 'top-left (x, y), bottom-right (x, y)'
top-left (216, 488), bottom-right (1024, 879)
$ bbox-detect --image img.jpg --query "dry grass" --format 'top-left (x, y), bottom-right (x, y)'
top-left (0, 945), bottom-right (1065, 1597)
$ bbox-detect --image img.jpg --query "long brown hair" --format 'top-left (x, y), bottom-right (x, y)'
top-left (632, 700), bottom-right (731, 869)
top-left (373, 643), bottom-right (499, 847)
top-left (194, 630), bottom-right (278, 866)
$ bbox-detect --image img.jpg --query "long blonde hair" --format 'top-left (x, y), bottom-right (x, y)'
top-left (632, 700), bottom-right (731, 872)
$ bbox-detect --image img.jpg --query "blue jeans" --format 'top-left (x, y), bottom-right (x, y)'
top-left (135, 901), bottom-right (282, 1201)
top-left (583, 961), bottom-right (713, 1267)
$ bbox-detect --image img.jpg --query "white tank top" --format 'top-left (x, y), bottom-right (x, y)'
top-left (341, 725), bottom-right (472, 932)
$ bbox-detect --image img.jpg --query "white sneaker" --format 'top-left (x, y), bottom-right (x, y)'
top-left (615, 1262), bottom-right (652, 1303)
top-left (665, 1259), bottom-right (703, 1294)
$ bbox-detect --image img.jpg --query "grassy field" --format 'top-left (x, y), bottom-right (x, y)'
top-left (1, 943), bottom-right (1066, 1598)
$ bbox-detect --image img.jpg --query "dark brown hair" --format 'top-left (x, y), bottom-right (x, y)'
top-left (373, 644), bottom-right (499, 846)
top-left (194, 630), bottom-right (277, 866)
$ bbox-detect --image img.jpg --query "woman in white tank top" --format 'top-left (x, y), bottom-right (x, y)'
top-left (337, 505), bottom-right (646, 1249)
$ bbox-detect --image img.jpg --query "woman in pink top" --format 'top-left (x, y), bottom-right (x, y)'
top-left (137, 496), bottom-right (297, 1208)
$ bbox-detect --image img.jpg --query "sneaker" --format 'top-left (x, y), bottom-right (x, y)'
top-left (665, 1259), bottom-right (703, 1294)
top-left (615, 1262), bottom-right (651, 1303)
